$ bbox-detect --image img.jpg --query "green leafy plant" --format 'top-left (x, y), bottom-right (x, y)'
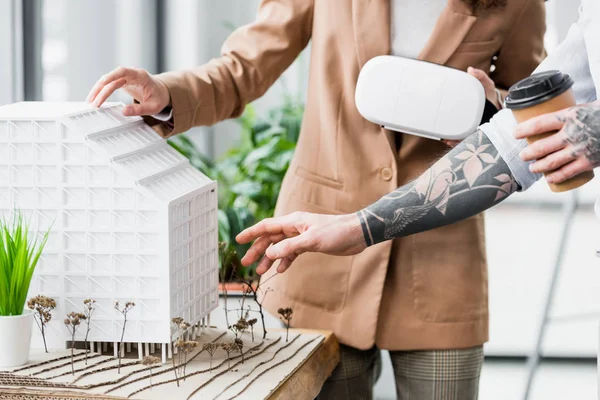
top-left (169, 97), bottom-right (304, 281)
top-left (0, 212), bottom-right (50, 316)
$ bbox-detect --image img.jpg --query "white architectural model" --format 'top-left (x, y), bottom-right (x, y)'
top-left (0, 102), bottom-right (219, 359)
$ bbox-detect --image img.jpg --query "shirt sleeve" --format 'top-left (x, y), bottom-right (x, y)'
top-left (153, 108), bottom-right (173, 122)
top-left (480, 17), bottom-right (597, 191)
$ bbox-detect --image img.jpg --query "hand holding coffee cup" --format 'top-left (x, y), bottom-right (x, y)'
top-left (506, 71), bottom-right (594, 192)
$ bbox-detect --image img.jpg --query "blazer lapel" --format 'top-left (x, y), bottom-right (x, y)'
top-left (352, 0), bottom-right (391, 68)
top-left (418, 0), bottom-right (478, 64)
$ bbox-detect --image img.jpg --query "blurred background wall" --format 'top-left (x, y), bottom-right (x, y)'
top-left (1, 1), bottom-right (598, 398)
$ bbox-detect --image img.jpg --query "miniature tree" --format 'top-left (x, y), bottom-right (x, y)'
top-left (142, 355), bottom-right (161, 388)
top-left (64, 312), bottom-right (86, 375)
top-left (181, 341), bottom-right (198, 380)
top-left (27, 295), bottom-right (56, 353)
top-left (114, 301), bottom-right (135, 374)
top-left (173, 337), bottom-right (193, 380)
top-left (238, 278), bottom-right (274, 339)
top-left (82, 299), bottom-right (96, 364)
top-left (230, 317), bottom-right (248, 340)
top-left (220, 342), bottom-right (235, 368)
top-left (202, 343), bottom-right (219, 371)
top-left (233, 338), bottom-right (245, 364)
top-left (247, 318), bottom-right (257, 342)
top-left (277, 307), bottom-right (293, 342)
top-left (170, 317), bottom-right (190, 387)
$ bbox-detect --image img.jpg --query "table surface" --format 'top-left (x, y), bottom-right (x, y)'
top-left (0, 329), bottom-right (340, 400)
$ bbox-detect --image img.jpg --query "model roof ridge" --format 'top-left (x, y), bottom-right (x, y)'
top-left (75, 104), bottom-right (215, 201)
top-left (55, 101), bottom-right (203, 188)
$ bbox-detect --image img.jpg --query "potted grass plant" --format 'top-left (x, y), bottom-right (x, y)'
top-left (0, 212), bottom-right (49, 367)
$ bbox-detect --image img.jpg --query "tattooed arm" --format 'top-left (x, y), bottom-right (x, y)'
top-left (237, 129), bottom-right (519, 273)
top-left (515, 102), bottom-right (600, 183)
top-left (358, 129), bottom-right (518, 246)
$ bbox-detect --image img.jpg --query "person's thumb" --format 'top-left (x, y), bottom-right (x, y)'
top-left (468, 67), bottom-right (494, 90)
top-left (122, 102), bottom-right (159, 117)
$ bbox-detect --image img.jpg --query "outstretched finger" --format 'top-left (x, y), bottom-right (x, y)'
top-left (237, 217), bottom-right (291, 244)
top-left (92, 78), bottom-right (127, 108)
top-left (87, 67), bottom-right (134, 104)
top-left (241, 234), bottom-right (286, 266)
top-left (276, 255), bottom-right (298, 274)
top-left (514, 112), bottom-right (565, 139)
top-left (256, 256), bottom-right (276, 275)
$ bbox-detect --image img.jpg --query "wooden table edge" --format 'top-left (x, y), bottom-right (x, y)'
top-left (266, 329), bottom-right (340, 400)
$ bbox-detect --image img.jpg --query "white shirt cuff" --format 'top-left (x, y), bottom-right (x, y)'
top-left (153, 108), bottom-right (174, 122)
top-left (479, 108), bottom-right (542, 191)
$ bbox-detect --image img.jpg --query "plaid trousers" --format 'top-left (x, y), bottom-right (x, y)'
top-left (316, 344), bottom-right (484, 400)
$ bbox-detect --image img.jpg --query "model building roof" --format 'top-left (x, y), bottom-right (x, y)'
top-left (0, 101), bottom-right (212, 204)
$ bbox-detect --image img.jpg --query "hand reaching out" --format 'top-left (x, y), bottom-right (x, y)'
top-left (236, 212), bottom-right (366, 275)
top-left (86, 67), bottom-right (171, 117)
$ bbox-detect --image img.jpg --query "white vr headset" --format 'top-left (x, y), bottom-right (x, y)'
top-left (355, 56), bottom-right (486, 141)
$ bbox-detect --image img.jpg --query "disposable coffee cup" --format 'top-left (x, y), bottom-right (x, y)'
top-left (505, 70), bottom-right (594, 192)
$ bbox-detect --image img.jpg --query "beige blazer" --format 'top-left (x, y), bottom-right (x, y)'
top-left (152, 0), bottom-right (546, 350)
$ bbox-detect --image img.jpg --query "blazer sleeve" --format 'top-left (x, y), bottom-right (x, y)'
top-left (152, 0), bottom-right (314, 137)
top-left (490, 0), bottom-right (547, 92)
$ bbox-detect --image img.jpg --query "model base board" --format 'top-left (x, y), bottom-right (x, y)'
top-left (0, 328), bottom-right (324, 400)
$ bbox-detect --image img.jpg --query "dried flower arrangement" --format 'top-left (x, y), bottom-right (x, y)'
top-left (114, 301), bottom-right (135, 374)
top-left (27, 295), bottom-right (56, 353)
top-left (82, 299), bottom-right (96, 364)
top-left (277, 307), bottom-right (293, 342)
top-left (141, 355), bottom-right (161, 388)
top-left (64, 312), bottom-right (86, 375)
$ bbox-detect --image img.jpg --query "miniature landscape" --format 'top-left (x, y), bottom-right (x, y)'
top-left (0, 327), bottom-right (323, 400)
top-left (0, 103), bottom-right (330, 399)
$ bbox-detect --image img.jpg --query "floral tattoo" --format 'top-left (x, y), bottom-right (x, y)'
top-left (561, 105), bottom-right (600, 167)
top-left (357, 130), bottom-right (519, 246)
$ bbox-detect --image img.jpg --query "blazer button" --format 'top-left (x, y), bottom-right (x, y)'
top-left (380, 167), bottom-right (393, 181)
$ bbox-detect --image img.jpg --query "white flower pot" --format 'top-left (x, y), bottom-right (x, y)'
top-left (0, 310), bottom-right (33, 367)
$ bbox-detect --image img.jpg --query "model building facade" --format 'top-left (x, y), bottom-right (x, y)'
top-left (0, 102), bottom-right (219, 351)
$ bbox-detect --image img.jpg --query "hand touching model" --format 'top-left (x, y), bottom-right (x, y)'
top-left (516, 102), bottom-right (600, 183)
top-left (238, 129), bottom-right (519, 273)
top-left (86, 67), bottom-right (170, 117)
